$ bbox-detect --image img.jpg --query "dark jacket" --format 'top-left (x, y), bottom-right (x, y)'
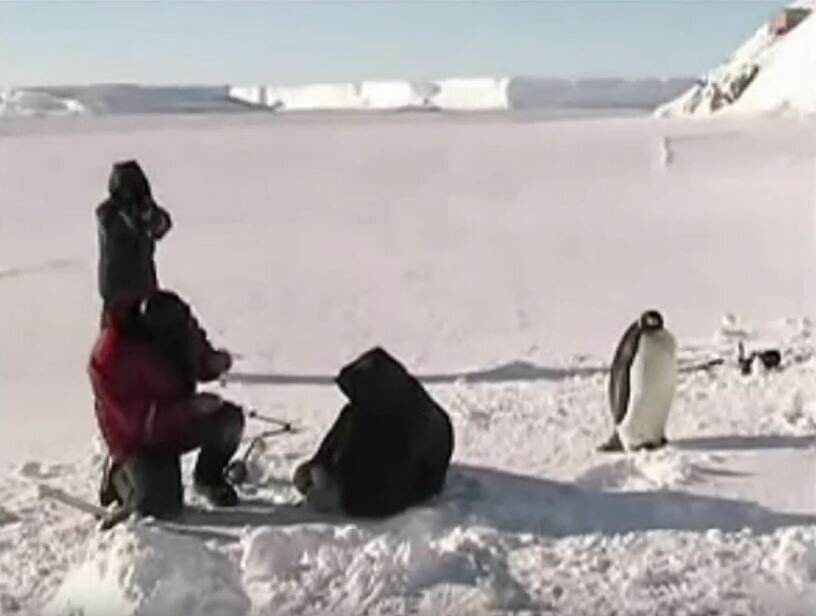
top-left (97, 161), bottom-right (172, 309)
top-left (309, 347), bottom-right (455, 517)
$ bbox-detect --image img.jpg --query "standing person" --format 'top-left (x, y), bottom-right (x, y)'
top-left (90, 290), bottom-right (242, 521)
top-left (93, 160), bottom-right (233, 506)
top-left (96, 159), bottom-right (172, 319)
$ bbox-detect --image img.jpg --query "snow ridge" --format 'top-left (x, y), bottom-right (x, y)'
top-left (656, 1), bottom-right (816, 117)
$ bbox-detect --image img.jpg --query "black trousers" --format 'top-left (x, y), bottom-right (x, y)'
top-left (110, 402), bottom-right (244, 519)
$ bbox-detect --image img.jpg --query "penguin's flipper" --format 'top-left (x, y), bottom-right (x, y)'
top-left (608, 321), bottom-right (642, 425)
top-left (597, 432), bottom-right (624, 453)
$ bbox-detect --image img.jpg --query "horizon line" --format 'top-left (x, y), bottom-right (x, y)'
top-left (4, 74), bottom-right (698, 91)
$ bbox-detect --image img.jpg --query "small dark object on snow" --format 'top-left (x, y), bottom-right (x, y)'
top-left (738, 342), bottom-right (783, 375)
top-left (757, 348), bottom-right (782, 370)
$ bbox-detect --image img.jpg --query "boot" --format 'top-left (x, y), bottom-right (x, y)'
top-left (194, 478), bottom-right (239, 507)
top-left (597, 431), bottom-right (624, 453)
top-left (98, 456), bottom-right (122, 507)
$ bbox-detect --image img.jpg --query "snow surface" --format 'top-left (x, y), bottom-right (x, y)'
top-left (656, 1), bottom-right (816, 117)
top-left (1, 112), bottom-right (815, 614)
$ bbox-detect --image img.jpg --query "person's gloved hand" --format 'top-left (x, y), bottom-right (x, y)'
top-left (207, 349), bottom-right (233, 377)
top-left (191, 392), bottom-right (223, 415)
top-left (140, 202), bottom-right (172, 240)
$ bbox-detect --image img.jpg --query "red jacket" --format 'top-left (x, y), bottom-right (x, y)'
top-left (89, 323), bottom-right (195, 462)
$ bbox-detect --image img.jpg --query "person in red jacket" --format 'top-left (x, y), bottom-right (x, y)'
top-left (90, 289), bottom-right (243, 520)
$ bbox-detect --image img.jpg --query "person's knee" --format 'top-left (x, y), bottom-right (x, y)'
top-left (293, 461), bottom-right (313, 495)
top-left (293, 460), bottom-right (341, 511)
top-left (303, 465), bottom-right (340, 513)
top-left (217, 401), bottom-right (245, 444)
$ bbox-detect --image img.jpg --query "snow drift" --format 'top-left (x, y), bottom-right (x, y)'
top-left (656, 1), bottom-right (816, 117)
top-left (43, 524), bottom-right (249, 616)
top-left (1, 109), bottom-right (815, 614)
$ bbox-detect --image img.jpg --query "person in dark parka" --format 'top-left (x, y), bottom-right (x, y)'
top-left (293, 347), bottom-right (455, 517)
top-left (96, 160), bottom-right (172, 316)
top-left (90, 290), bottom-right (244, 521)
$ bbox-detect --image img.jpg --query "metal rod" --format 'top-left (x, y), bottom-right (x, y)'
top-left (246, 409), bottom-right (293, 431)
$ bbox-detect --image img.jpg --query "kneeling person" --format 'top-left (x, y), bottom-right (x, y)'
top-left (294, 347), bottom-right (454, 517)
top-left (89, 290), bottom-right (244, 520)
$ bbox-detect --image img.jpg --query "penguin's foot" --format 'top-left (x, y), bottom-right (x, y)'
top-left (632, 437), bottom-right (669, 452)
top-left (597, 432), bottom-right (624, 453)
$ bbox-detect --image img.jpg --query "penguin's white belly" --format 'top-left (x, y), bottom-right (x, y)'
top-left (618, 331), bottom-right (677, 450)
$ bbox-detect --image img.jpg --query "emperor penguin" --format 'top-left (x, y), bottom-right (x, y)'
top-left (598, 309), bottom-right (677, 452)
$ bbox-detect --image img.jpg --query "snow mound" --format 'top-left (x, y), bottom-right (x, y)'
top-left (240, 513), bottom-right (530, 614)
top-left (43, 524), bottom-right (249, 616)
top-left (766, 527), bottom-right (816, 586)
top-left (228, 77), bottom-right (509, 112)
top-left (0, 89), bottom-right (86, 118)
top-left (656, 1), bottom-right (816, 117)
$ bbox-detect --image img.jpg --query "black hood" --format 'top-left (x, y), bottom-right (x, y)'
top-left (336, 346), bottom-right (415, 408)
top-left (108, 160), bottom-right (153, 204)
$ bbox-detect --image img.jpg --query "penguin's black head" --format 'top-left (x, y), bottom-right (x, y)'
top-left (639, 310), bottom-right (664, 332)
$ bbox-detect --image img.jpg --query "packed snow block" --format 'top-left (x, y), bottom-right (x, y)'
top-left (266, 82), bottom-right (363, 111)
top-left (43, 525), bottom-right (250, 616)
top-left (294, 346), bottom-right (454, 517)
top-left (227, 85), bottom-right (265, 107)
top-left (430, 77), bottom-right (510, 111)
top-left (359, 80), bottom-right (440, 110)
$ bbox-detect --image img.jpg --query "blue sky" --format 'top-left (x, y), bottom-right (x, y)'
top-left (0, 1), bottom-right (787, 86)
